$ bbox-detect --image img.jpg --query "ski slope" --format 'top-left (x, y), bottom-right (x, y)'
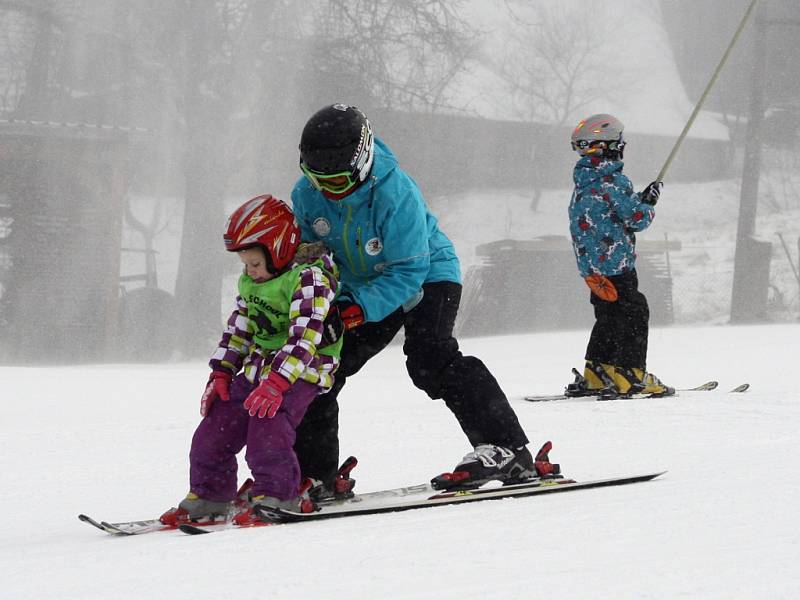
top-left (2, 323), bottom-right (798, 599)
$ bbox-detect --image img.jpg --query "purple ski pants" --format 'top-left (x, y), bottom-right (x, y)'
top-left (188, 374), bottom-right (319, 502)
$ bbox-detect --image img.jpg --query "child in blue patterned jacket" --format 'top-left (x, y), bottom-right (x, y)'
top-left (565, 113), bottom-right (672, 399)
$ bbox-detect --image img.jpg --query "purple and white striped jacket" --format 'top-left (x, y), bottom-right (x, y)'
top-left (209, 249), bottom-right (340, 391)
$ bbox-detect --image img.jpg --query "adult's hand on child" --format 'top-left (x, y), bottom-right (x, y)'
top-left (337, 301), bottom-right (365, 330)
top-left (640, 181), bottom-right (663, 205)
top-left (244, 371), bottom-right (292, 419)
top-left (200, 371), bottom-right (232, 417)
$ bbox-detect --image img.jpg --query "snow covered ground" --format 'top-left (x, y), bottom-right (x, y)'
top-left (2, 323), bottom-right (799, 599)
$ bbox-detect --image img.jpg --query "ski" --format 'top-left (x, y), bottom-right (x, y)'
top-left (179, 471), bottom-right (664, 533)
top-left (177, 482), bottom-right (436, 535)
top-left (78, 514), bottom-right (168, 536)
top-left (255, 472), bottom-right (665, 523)
top-left (80, 458), bottom-right (360, 537)
top-left (78, 478), bottom-right (256, 536)
top-left (176, 522), bottom-right (246, 535)
top-left (78, 514), bottom-right (153, 536)
top-left (78, 513), bottom-right (234, 536)
top-left (178, 520), bottom-right (271, 535)
top-left (730, 383), bottom-right (750, 393)
top-left (523, 380), bottom-right (718, 403)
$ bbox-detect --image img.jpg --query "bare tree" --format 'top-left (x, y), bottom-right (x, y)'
top-left (114, 1), bottom-right (298, 356)
top-left (311, 0), bottom-right (479, 113)
top-left (0, 0), bottom-right (493, 360)
top-left (492, 2), bottom-right (608, 210)
top-left (171, 2), bottom-right (297, 355)
top-left (0, 1), bottom-right (68, 117)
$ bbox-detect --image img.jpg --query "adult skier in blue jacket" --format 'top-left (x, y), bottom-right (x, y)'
top-left (565, 113), bottom-right (672, 399)
top-left (291, 104), bottom-right (554, 495)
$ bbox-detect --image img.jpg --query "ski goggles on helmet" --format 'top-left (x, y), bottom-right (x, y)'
top-left (571, 135), bottom-right (625, 155)
top-left (300, 161), bottom-right (359, 195)
top-left (571, 139), bottom-right (592, 152)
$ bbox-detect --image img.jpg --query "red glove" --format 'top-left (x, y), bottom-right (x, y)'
top-left (338, 302), bottom-right (365, 330)
top-left (200, 371), bottom-right (232, 417)
top-left (244, 371), bottom-right (292, 419)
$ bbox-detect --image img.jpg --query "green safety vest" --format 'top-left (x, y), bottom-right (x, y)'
top-left (238, 260), bottom-right (342, 358)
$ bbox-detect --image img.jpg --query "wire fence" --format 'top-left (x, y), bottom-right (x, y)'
top-left (668, 236), bottom-right (800, 325)
top-left (456, 233), bottom-right (800, 339)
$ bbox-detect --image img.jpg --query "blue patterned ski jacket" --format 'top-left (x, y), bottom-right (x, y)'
top-left (291, 137), bottom-right (461, 323)
top-left (568, 156), bottom-right (655, 278)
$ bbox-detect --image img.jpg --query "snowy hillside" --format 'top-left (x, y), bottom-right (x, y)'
top-left (124, 168), bottom-right (800, 330)
top-left (2, 323), bottom-right (799, 599)
top-left (436, 174), bottom-right (800, 324)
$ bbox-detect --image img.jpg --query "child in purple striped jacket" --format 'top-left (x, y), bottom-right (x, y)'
top-left (160, 195), bottom-right (343, 526)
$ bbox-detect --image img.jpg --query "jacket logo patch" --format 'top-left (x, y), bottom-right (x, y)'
top-left (365, 237), bottom-right (382, 256)
top-left (312, 217), bottom-right (331, 237)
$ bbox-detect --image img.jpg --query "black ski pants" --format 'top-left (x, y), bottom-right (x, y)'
top-left (294, 281), bottom-right (530, 484)
top-left (585, 269), bottom-right (650, 369)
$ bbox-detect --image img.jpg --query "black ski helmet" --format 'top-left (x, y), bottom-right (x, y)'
top-left (299, 104), bottom-right (375, 181)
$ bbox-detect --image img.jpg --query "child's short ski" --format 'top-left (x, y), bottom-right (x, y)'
top-left (177, 481), bottom-right (438, 535)
top-left (78, 514), bottom-right (162, 536)
top-left (80, 460), bottom-right (364, 537)
top-left (179, 471), bottom-right (665, 533)
top-left (78, 514), bottom-right (177, 536)
top-left (523, 380), bottom-right (718, 403)
top-left (78, 513), bottom-right (232, 536)
top-left (178, 520), bottom-right (272, 535)
top-left (79, 478), bottom-right (256, 536)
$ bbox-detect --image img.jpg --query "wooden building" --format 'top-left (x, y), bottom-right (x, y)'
top-left (0, 119), bottom-right (138, 362)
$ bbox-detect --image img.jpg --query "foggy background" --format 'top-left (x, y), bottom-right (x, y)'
top-left (1, 0), bottom-right (799, 364)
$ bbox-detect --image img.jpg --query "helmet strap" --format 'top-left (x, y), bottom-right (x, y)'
top-left (261, 245), bottom-right (280, 275)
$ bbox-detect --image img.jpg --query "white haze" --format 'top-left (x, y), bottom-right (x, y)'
top-left (3, 2), bottom-right (800, 598)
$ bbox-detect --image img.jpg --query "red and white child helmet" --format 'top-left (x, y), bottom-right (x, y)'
top-left (223, 195), bottom-right (301, 271)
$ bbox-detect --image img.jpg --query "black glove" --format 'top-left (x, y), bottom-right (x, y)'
top-left (321, 304), bottom-right (344, 346)
top-left (640, 181), bottom-right (663, 206)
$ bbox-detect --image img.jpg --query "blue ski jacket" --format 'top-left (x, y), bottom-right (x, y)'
top-left (290, 137), bottom-right (461, 323)
top-left (568, 156), bottom-right (655, 278)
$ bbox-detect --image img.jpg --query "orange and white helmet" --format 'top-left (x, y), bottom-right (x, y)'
top-left (571, 114), bottom-right (625, 157)
top-left (223, 195), bottom-right (301, 271)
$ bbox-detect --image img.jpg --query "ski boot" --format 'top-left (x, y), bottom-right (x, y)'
top-left (307, 455), bottom-right (358, 504)
top-left (236, 478), bottom-right (317, 525)
top-left (159, 478), bottom-right (253, 526)
top-left (611, 366), bottom-right (674, 398)
top-left (565, 361), bottom-right (619, 399)
top-left (431, 441), bottom-right (560, 490)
